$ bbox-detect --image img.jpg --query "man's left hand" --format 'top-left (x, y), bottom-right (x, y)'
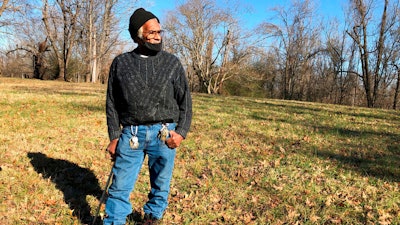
top-left (166, 130), bottom-right (184, 149)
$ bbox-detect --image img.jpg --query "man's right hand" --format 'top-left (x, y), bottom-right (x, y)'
top-left (106, 139), bottom-right (119, 161)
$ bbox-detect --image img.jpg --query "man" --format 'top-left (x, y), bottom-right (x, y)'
top-left (104, 8), bottom-right (192, 225)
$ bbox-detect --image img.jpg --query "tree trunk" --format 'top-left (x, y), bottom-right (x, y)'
top-left (42, 0), bottom-right (80, 82)
top-left (393, 66), bottom-right (400, 110)
top-left (91, 32), bottom-right (98, 83)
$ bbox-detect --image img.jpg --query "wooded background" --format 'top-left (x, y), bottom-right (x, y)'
top-left (0, 0), bottom-right (399, 109)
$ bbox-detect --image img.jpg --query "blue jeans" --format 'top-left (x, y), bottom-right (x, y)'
top-left (103, 123), bottom-right (177, 225)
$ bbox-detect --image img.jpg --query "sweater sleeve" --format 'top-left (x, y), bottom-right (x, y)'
top-left (106, 58), bottom-right (122, 141)
top-left (174, 61), bottom-right (192, 138)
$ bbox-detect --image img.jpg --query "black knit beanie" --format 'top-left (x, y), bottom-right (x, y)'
top-left (129, 8), bottom-right (159, 40)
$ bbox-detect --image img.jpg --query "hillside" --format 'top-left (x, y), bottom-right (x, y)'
top-left (0, 78), bottom-right (399, 224)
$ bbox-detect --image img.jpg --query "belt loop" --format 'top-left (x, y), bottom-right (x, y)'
top-left (130, 125), bottom-right (138, 136)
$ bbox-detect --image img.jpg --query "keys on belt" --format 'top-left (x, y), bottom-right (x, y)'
top-left (158, 124), bottom-right (169, 141)
top-left (129, 124), bottom-right (170, 150)
top-left (130, 126), bottom-right (139, 149)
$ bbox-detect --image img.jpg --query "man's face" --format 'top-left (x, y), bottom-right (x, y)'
top-left (141, 18), bottom-right (162, 44)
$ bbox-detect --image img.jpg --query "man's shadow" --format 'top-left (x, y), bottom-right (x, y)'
top-left (27, 152), bottom-right (103, 224)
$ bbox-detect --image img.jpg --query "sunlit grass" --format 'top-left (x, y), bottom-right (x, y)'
top-left (0, 77), bottom-right (399, 224)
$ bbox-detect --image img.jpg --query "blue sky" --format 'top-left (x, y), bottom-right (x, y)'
top-left (135, 0), bottom-right (347, 29)
top-left (0, 0), bottom-right (348, 49)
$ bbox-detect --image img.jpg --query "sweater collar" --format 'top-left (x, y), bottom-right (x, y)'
top-left (130, 50), bottom-right (163, 60)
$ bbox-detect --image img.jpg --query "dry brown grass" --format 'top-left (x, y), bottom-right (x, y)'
top-left (0, 77), bottom-right (399, 224)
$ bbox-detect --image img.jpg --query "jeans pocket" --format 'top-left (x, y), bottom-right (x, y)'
top-left (167, 123), bottom-right (177, 132)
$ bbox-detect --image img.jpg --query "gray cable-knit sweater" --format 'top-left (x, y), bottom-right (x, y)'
top-left (106, 50), bottom-right (192, 141)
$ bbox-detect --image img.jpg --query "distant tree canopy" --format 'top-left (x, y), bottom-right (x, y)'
top-left (1, 0), bottom-right (399, 109)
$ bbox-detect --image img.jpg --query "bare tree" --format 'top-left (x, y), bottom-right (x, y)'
top-left (2, 1), bottom-right (139, 82)
top-left (0, 0), bottom-right (28, 33)
top-left (92, 0), bottom-right (113, 83)
top-left (346, 0), bottom-right (400, 107)
top-left (164, 0), bottom-right (249, 94)
top-left (322, 16), bottom-right (360, 105)
top-left (260, 0), bottom-right (322, 100)
top-left (0, 0), bottom-right (11, 75)
top-left (1, 1), bottom-right (50, 79)
top-left (42, 0), bottom-right (81, 81)
top-left (393, 64), bottom-right (400, 109)
top-left (79, 0), bottom-right (125, 83)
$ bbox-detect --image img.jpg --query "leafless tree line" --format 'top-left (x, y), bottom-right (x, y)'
top-left (1, 0), bottom-right (133, 82)
top-left (1, 0), bottom-right (399, 109)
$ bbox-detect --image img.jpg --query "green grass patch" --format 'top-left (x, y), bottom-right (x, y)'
top-left (0, 78), bottom-right (399, 224)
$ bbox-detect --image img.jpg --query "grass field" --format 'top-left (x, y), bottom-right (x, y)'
top-left (0, 77), bottom-right (399, 225)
